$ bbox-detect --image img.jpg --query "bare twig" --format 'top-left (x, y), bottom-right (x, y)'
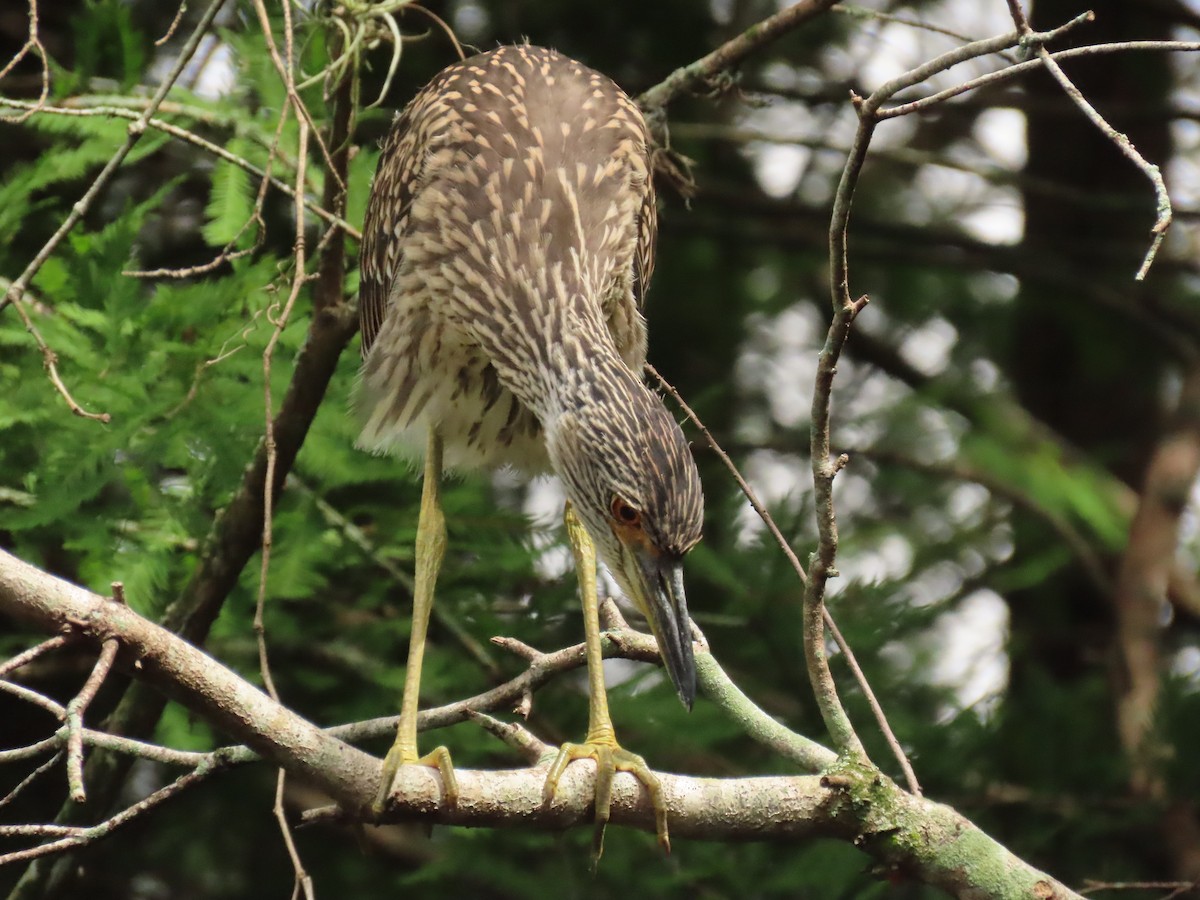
top-left (0, 0), bottom-right (50, 123)
top-left (0, 757), bottom-right (225, 868)
top-left (408, 4), bottom-right (466, 61)
top-left (637, 0), bottom-right (843, 113)
top-left (0, 98), bottom-right (361, 241)
top-left (0, 736), bottom-right (58, 764)
top-left (0, 752), bottom-right (62, 810)
top-left (0, 634), bottom-right (72, 678)
top-left (834, 4), bottom-right (1016, 60)
top-left (1003, 2), bottom-right (1170, 280)
top-left (465, 710), bottom-right (549, 764)
top-left (245, 6), bottom-right (318, 895)
top-left (806, 14), bottom-right (1094, 771)
top-left (0, 677), bottom-right (66, 718)
top-left (273, 768), bottom-right (314, 900)
top-left (805, 301), bottom-right (870, 764)
top-left (63, 638), bottom-right (119, 802)
top-left (253, 109), bottom-right (308, 705)
top-left (252, 0), bottom-right (344, 194)
top-left (155, 2), bottom-right (189, 46)
top-left (126, 97), bottom-right (292, 280)
top-left (823, 604), bottom-right (920, 794)
top-left (647, 365), bottom-right (809, 586)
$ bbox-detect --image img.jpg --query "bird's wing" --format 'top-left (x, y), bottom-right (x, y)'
top-left (633, 174), bottom-right (657, 311)
top-left (359, 109), bottom-right (418, 359)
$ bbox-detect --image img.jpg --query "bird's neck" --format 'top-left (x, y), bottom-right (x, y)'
top-left (472, 280), bottom-right (641, 428)
top-left (543, 311), bottom-right (647, 428)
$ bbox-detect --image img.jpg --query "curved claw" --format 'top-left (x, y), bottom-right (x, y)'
top-left (374, 744), bottom-right (459, 816)
top-left (543, 740), bottom-right (670, 860)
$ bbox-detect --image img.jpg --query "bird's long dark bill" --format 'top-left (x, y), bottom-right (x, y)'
top-left (636, 552), bottom-right (696, 710)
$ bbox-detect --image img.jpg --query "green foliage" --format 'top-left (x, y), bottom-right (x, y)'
top-left (202, 140), bottom-right (256, 247)
top-left (2, 1), bottom-right (1197, 899)
top-left (68, 0), bottom-right (148, 92)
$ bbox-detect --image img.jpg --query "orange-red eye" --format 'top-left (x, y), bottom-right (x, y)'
top-left (611, 497), bottom-right (641, 527)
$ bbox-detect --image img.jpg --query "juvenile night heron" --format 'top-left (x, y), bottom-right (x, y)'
top-left (356, 45), bottom-right (703, 850)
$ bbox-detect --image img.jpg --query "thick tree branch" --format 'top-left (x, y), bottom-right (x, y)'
top-left (11, 60), bottom-right (361, 900)
top-left (1, 551), bottom-right (379, 809)
top-left (1112, 365), bottom-right (1200, 798)
top-left (0, 549), bottom-right (1086, 899)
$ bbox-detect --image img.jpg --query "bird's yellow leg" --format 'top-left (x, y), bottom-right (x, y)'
top-left (375, 429), bottom-right (458, 814)
top-left (543, 503), bottom-right (670, 858)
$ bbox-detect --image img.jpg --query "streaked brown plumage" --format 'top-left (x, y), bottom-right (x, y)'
top-left (356, 45), bottom-right (703, 852)
top-left (359, 46), bottom-right (657, 468)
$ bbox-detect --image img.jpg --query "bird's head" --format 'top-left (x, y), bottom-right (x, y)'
top-left (546, 378), bottom-right (704, 709)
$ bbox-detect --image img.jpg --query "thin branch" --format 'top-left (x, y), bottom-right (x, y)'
top-left (808, 13), bottom-right (1093, 771)
top-left (254, 107), bottom-right (308, 706)
top-left (823, 605), bottom-right (919, 794)
top-left (692, 642), bottom-right (836, 772)
top-left (247, 6), bottom-right (316, 893)
top-left (252, 0), bottom-right (344, 194)
top-left (72, 727), bottom-right (206, 767)
top-left (154, 1), bottom-right (188, 46)
top-left (1003, 2), bottom-right (1170, 280)
top-left (828, 23), bottom-right (1076, 310)
top-left (805, 302), bottom-right (870, 763)
top-left (834, 4), bottom-right (1016, 60)
top-left (0, 98), bottom-right (361, 241)
top-left (63, 637), bottom-right (118, 802)
top-left (0, 634), bottom-right (72, 678)
top-left (408, 4), bottom-right (466, 61)
top-left (0, 678), bottom-right (65, 719)
top-left (0, 751), bottom-right (62, 810)
top-left (647, 365), bottom-right (809, 586)
top-left (125, 93), bottom-right (291, 280)
top-left (0, 736), bottom-right (58, 764)
top-left (878, 40), bottom-right (1200, 121)
top-left (465, 710), bottom-right (550, 764)
top-left (0, 756), bottom-right (224, 868)
top-left (0, 0), bottom-right (50, 124)
top-left (637, 0), bottom-right (844, 113)
top-left (647, 365), bottom-right (918, 791)
top-left (273, 768), bottom-right (314, 900)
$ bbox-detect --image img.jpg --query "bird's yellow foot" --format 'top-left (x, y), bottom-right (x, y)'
top-left (543, 737), bottom-right (669, 859)
top-left (374, 744), bottom-right (458, 816)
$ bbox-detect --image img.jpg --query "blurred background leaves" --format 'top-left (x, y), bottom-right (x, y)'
top-left (2, 1), bottom-right (1199, 898)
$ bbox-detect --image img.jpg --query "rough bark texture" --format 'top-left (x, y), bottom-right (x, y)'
top-left (0, 548), bottom-right (1084, 899)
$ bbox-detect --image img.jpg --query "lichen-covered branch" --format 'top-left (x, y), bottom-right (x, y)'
top-left (0, 548), bottom-right (1086, 898)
